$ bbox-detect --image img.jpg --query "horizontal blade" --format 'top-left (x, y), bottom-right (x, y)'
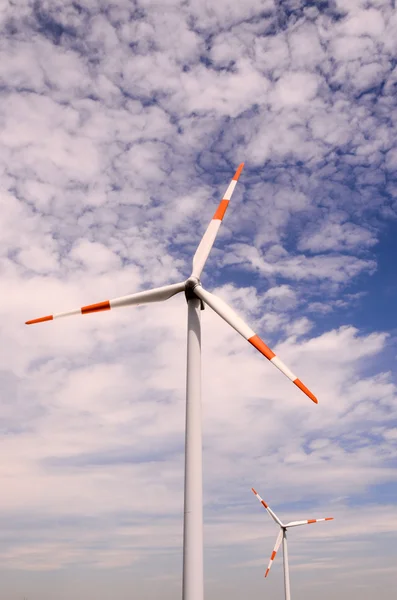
top-left (194, 286), bottom-right (318, 404)
top-left (265, 530), bottom-right (283, 579)
top-left (285, 517), bottom-right (334, 528)
top-left (192, 163), bottom-right (244, 279)
top-left (25, 282), bottom-right (185, 325)
top-left (251, 488), bottom-right (283, 527)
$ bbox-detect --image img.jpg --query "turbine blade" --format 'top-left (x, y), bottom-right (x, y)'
top-left (194, 286), bottom-right (318, 404)
top-left (251, 488), bottom-right (283, 527)
top-left (285, 518), bottom-right (334, 528)
top-left (191, 163), bottom-right (244, 278)
top-left (265, 530), bottom-right (283, 579)
top-left (25, 282), bottom-right (185, 325)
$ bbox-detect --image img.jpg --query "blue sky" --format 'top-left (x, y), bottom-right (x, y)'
top-left (0, 0), bottom-right (397, 599)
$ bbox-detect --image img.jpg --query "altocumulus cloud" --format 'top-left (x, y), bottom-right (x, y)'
top-left (0, 1), bottom-right (396, 599)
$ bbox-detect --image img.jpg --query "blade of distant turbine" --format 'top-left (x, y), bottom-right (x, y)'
top-left (265, 530), bottom-right (283, 579)
top-left (285, 518), bottom-right (334, 528)
top-left (25, 282), bottom-right (185, 325)
top-left (194, 286), bottom-right (318, 404)
top-left (191, 163), bottom-right (244, 279)
top-left (251, 488), bottom-right (283, 527)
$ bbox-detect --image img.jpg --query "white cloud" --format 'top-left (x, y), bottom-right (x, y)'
top-left (383, 428), bottom-right (397, 441)
top-left (0, 0), bottom-right (396, 597)
top-left (226, 243), bottom-right (376, 284)
top-left (271, 71), bottom-right (320, 107)
top-left (299, 219), bottom-right (377, 252)
top-left (340, 8), bottom-right (385, 38)
top-left (69, 240), bottom-right (122, 274)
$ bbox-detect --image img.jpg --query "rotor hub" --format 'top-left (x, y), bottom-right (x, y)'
top-left (184, 277), bottom-right (204, 308)
top-left (185, 276), bottom-right (200, 290)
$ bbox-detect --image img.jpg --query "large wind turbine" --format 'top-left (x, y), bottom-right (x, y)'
top-left (252, 488), bottom-right (333, 600)
top-left (26, 163), bottom-right (318, 600)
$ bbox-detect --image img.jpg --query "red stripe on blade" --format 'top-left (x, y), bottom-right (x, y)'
top-left (213, 199), bottom-right (229, 220)
top-left (261, 499), bottom-right (268, 509)
top-left (233, 163), bottom-right (244, 181)
top-left (81, 301), bottom-right (111, 314)
top-left (294, 378), bottom-right (318, 404)
top-left (325, 518), bottom-right (334, 521)
top-left (265, 569), bottom-right (270, 578)
top-left (248, 335), bottom-right (276, 360)
top-left (251, 487), bottom-right (258, 495)
top-left (308, 520), bottom-right (316, 524)
top-left (25, 315), bottom-right (53, 325)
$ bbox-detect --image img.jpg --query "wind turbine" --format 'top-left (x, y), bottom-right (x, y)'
top-left (251, 488), bottom-right (333, 600)
top-left (25, 163), bottom-right (318, 600)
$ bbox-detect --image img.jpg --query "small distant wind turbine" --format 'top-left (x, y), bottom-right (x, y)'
top-left (252, 488), bottom-right (333, 600)
top-left (25, 163), bottom-right (318, 600)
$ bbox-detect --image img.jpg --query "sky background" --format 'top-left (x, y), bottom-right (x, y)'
top-left (1, 0), bottom-right (397, 598)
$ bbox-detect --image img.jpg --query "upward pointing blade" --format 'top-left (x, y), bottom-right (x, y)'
top-left (194, 286), bottom-right (318, 404)
top-left (192, 163), bottom-right (244, 279)
top-left (251, 488), bottom-right (283, 527)
top-left (25, 282), bottom-right (185, 325)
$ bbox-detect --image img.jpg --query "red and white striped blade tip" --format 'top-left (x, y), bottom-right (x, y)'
top-left (211, 163), bottom-right (245, 221)
top-left (25, 315), bottom-right (53, 325)
top-left (251, 488), bottom-right (271, 512)
top-left (233, 162), bottom-right (244, 180)
top-left (294, 379), bottom-right (318, 404)
top-left (250, 337), bottom-right (317, 404)
top-left (308, 517), bottom-right (334, 523)
top-left (25, 300), bottom-right (111, 325)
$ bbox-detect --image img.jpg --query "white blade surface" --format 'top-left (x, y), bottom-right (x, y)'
top-left (265, 530), bottom-right (283, 578)
top-left (252, 488), bottom-right (283, 527)
top-left (194, 286), bottom-right (318, 404)
top-left (192, 163), bottom-right (244, 279)
top-left (25, 282), bottom-right (185, 325)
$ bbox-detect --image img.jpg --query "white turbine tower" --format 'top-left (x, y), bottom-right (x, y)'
top-left (252, 488), bottom-right (333, 600)
top-left (25, 163), bottom-right (318, 600)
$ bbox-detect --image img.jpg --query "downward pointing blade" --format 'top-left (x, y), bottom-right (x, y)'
top-left (194, 286), bottom-right (318, 404)
top-left (265, 530), bottom-right (283, 579)
top-left (285, 518), bottom-right (334, 528)
top-left (25, 282), bottom-right (185, 325)
top-left (192, 163), bottom-right (244, 279)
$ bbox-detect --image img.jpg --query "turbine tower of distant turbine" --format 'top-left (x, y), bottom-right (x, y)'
top-left (25, 163), bottom-right (318, 600)
top-left (252, 488), bottom-right (333, 600)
